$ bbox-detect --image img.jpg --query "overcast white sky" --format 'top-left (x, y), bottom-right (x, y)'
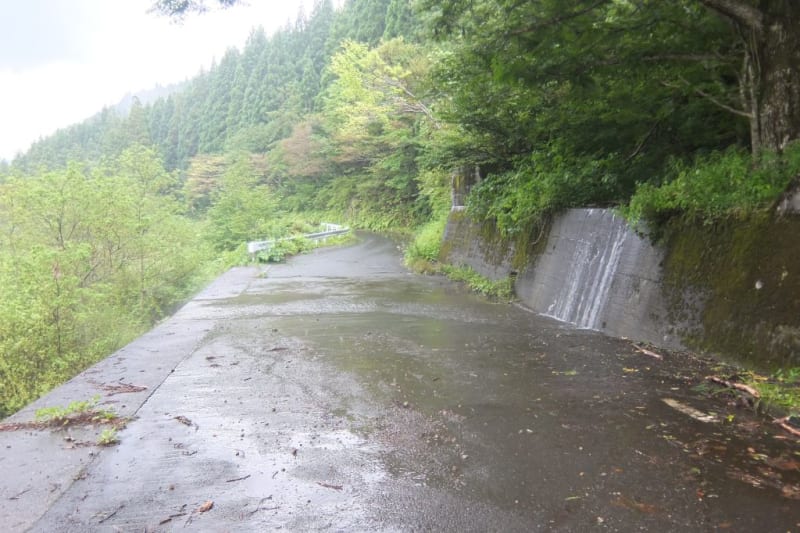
top-left (0, 0), bottom-right (309, 161)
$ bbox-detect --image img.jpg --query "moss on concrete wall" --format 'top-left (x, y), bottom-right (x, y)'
top-left (439, 210), bottom-right (550, 278)
top-left (662, 214), bottom-right (800, 368)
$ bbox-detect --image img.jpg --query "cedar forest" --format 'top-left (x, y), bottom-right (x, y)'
top-left (1, 0), bottom-right (799, 416)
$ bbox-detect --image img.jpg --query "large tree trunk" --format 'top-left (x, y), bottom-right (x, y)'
top-left (750, 2), bottom-right (800, 154)
top-left (702, 0), bottom-right (800, 154)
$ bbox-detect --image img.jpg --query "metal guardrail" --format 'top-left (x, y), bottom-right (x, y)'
top-left (247, 224), bottom-right (350, 255)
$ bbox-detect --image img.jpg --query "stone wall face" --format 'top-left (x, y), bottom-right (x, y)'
top-left (439, 211), bottom-right (515, 281)
top-left (441, 207), bottom-right (800, 366)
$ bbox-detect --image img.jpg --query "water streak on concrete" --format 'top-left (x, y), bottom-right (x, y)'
top-left (543, 209), bottom-right (628, 329)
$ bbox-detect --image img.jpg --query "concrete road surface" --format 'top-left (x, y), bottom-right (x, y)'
top-left (1, 233), bottom-right (799, 532)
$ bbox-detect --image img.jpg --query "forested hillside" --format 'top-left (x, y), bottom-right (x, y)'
top-left (2, 0), bottom-right (799, 415)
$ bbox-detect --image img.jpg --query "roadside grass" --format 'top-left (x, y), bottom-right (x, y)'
top-left (440, 264), bottom-right (514, 301)
top-left (404, 214), bottom-right (514, 301)
top-left (743, 368), bottom-right (800, 416)
top-left (0, 396), bottom-right (127, 443)
top-left (34, 396), bottom-right (116, 426)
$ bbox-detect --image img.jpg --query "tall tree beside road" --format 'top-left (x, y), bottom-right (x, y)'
top-left (698, 0), bottom-right (800, 154)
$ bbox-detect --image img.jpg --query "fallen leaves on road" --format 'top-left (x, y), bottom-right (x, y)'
top-left (726, 468), bottom-right (767, 489)
top-left (765, 456), bottom-right (800, 472)
top-left (781, 484), bottom-right (800, 500)
top-left (183, 500), bottom-right (214, 527)
top-left (174, 415), bottom-right (193, 426)
top-left (197, 500), bottom-right (214, 513)
top-left (611, 495), bottom-right (659, 514)
top-left (95, 382), bottom-right (147, 396)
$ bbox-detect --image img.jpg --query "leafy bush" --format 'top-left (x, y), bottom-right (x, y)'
top-left (404, 213), bottom-right (448, 264)
top-left (468, 143), bottom-right (622, 236)
top-left (626, 143), bottom-right (800, 230)
top-left (257, 237), bottom-right (314, 263)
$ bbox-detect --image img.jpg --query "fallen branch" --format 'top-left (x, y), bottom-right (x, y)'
top-left (225, 474), bottom-right (251, 483)
top-left (98, 503), bottom-right (124, 524)
top-left (632, 343), bottom-right (663, 360)
top-left (159, 512), bottom-right (187, 525)
top-left (316, 482), bottom-right (343, 491)
top-left (706, 376), bottom-right (761, 398)
top-left (8, 488), bottom-right (31, 500)
top-left (247, 496), bottom-right (278, 516)
top-left (248, 505), bottom-right (280, 516)
top-left (775, 417), bottom-right (800, 438)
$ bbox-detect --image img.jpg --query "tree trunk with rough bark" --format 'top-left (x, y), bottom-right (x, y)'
top-left (702, 0), bottom-right (800, 154)
top-left (750, 2), bottom-right (800, 154)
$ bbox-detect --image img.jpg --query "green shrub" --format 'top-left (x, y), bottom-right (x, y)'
top-left (404, 213), bottom-right (448, 264)
top-left (468, 144), bottom-right (622, 237)
top-left (626, 143), bottom-right (800, 231)
top-left (257, 237), bottom-right (314, 263)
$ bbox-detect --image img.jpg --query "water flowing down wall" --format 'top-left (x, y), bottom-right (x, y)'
top-left (441, 209), bottom-right (681, 348)
top-left (514, 209), bottom-right (680, 348)
top-left (539, 210), bottom-right (627, 329)
top-left (441, 208), bottom-right (681, 349)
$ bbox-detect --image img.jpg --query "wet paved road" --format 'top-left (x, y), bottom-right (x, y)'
top-left (2, 233), bottom-right (799, 532)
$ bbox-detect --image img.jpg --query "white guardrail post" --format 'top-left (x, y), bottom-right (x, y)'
top-left (247, 224), bottom-right (349, 260)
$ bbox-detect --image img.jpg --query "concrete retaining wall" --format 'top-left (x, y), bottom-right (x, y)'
top-left (440, 211), bottom-right (516, 282)
top-left (441, 208), bottom-right (680, 349)
top-left (441, 207), bottom-right (800, 366)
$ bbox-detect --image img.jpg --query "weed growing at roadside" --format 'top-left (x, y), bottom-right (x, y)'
top-left (440, 264), bottom-right (514, 301)
top-left (404, 214), bottom-right (448, 265)
top-left (97, 428), bottom-right (119, 446)
top-left (625, 143), bottom-right (800, 232)
top-left (744, 368), bottom-right (800, 415)
top-left (34, 395), bottom-right (120, 428)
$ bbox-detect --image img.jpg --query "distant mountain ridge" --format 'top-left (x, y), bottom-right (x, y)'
top-left (113, 82), bottom-right (186, 116)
